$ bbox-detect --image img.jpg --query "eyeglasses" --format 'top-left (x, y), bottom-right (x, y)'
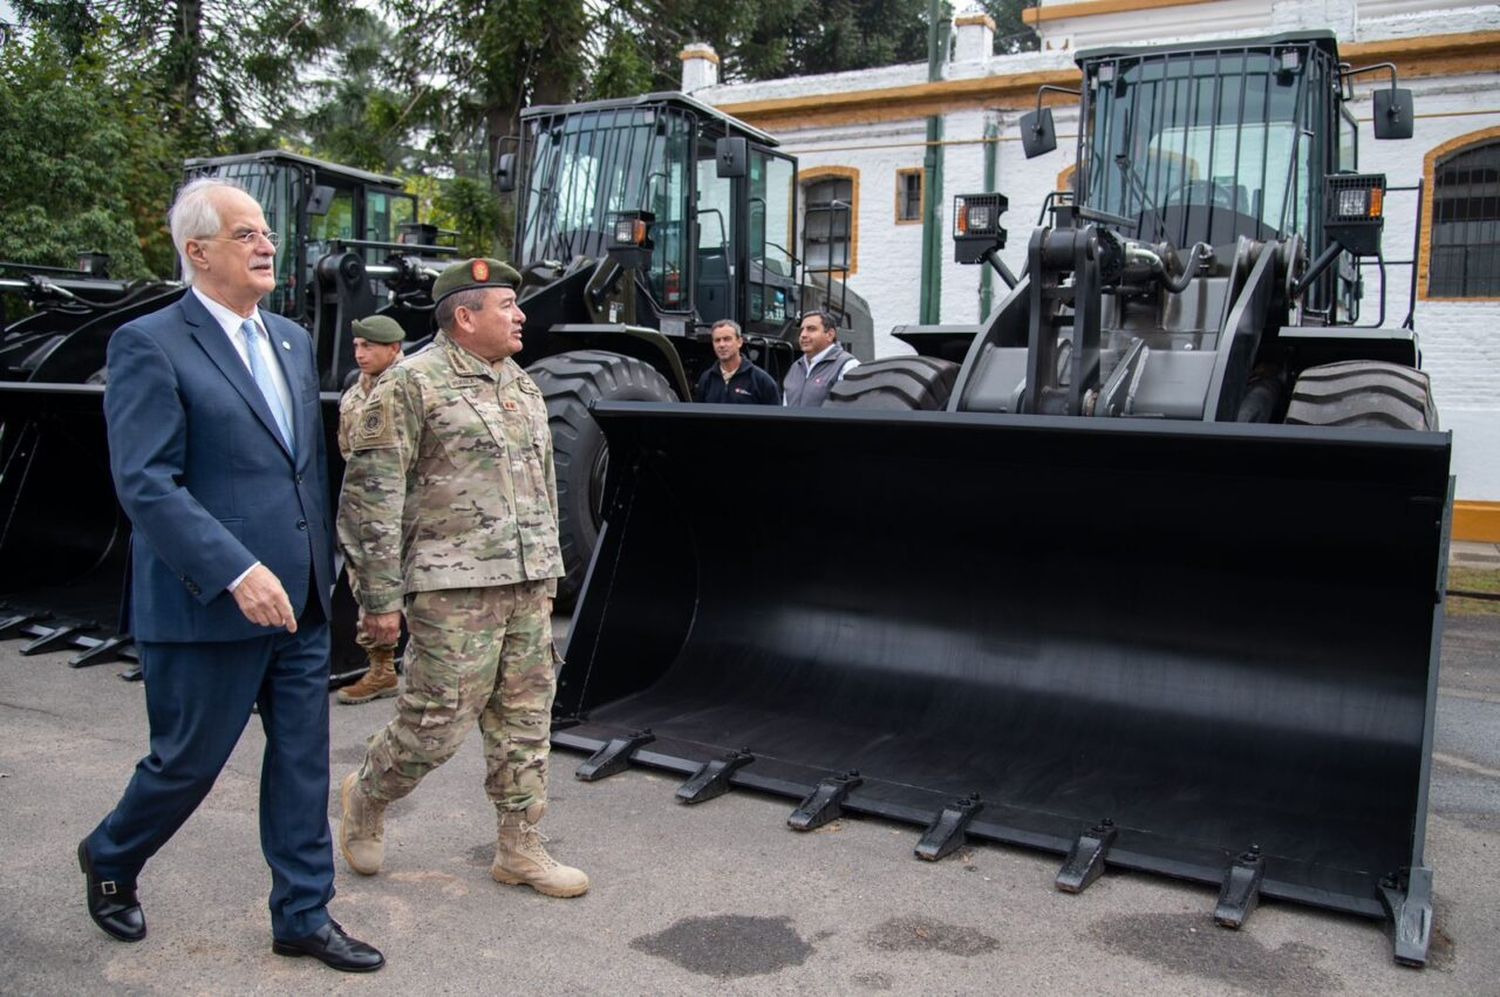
top-left (212, 228), bottom-right (281, 248)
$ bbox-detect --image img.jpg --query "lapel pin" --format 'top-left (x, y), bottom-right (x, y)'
top-left (280, 340), bottom-right (291, 350)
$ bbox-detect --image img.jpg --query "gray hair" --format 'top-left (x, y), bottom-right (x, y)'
top-left (710, 319), bottom-right (742, 338)
top-left (169, 177), bottom-right (248, 284)
top-left (435, 287), bottom-right (490, 332)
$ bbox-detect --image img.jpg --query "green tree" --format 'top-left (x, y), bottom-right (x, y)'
top-left (15, 1), bottom-right (369, 152)
top-left (588, 11), bottom-right (656, 100)
top-left (433, 177), bottom-right (508, 259)
top-left (276, 12), bottom-right (420, 174)
top-left (0, 23), bottom-right (176, 276)
top-left (383, 0), bottom-right (591, 177)
top-left (981, 0), bottom-right (1039, 55)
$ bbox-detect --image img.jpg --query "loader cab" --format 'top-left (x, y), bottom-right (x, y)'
top-left (1070, 35), bottom-right (1345, 250)
top-left (511, 93), bottom-right (800, 343)
top-left (1036, 32), bottom-right (1409, 321)
top-left (182, 151), bottom-right (418, 322)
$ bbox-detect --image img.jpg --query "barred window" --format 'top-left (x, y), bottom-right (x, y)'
top-left (803, 173), bottom-right (857, 277)
top-left (1429, 141), bottom-right (1500, 298)
top-left (896, 168), bottom-right (924, 223)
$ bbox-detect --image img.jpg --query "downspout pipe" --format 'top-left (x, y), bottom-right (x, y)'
top-left (919, 1), bottom-right (948, 325)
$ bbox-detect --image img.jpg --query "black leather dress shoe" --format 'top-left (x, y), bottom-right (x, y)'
top-left (77, 840), bottom-right (146, 942)
top-left (272, 920), bottom-right (384, 972)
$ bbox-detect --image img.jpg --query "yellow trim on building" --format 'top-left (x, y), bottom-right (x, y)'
top-left (716, 69), bottom-right (1077, 131)
top-left (1023, 0), bottom-right (1215, 26)
top-left (801, 166), bottom-right (860, 277)
top-left (713, 32), bottom-right (1500, 132)
top-left (955, 13), bottom-right (997, 31)
top-left (1454, 501), bottom-right (1500, 543)
top-left (1343, 31), bottom-right (1500, 83)
top-left (1418, 124), bottom-right (1500, 302)
top-left (680, 46), bottom-right (721, 65)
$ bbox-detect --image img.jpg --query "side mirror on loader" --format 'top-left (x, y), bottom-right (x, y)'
top-left (1020, 109), bottom-right (1057, 159)
top-left (306, 184), bottom-right (336, 216)
top-left (708, 137), bottom-right (744, 177)
top-left (1341, 63), bottom-right (1415, 141)
top-left (495, 152), bottom-right (517, 193)
top-left (1019, 85), bottom-right (1079, 159)
top-left (1373, 87), bottom-right (1415, 140)
top-left (716, 137), bottom-right (748, 178)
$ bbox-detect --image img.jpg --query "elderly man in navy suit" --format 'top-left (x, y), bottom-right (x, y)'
top-left (77, 178), bottom-right (383, 972)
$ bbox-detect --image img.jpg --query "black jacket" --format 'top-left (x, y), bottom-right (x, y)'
top-left (694, 357), bottom-right (781, 405)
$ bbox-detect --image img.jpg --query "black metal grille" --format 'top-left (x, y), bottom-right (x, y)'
top-left (803, 177), bottom-right (853, 274)
top-left (1430, 140), bottom-right (1500, 297)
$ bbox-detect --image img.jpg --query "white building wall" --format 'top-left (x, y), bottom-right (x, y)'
top-left (780, 120), bottom-right (931, 358)
top-left (695, 3), bottom-right (1500, 502)
top-left (1353, 73), bottom-right (1500, 501)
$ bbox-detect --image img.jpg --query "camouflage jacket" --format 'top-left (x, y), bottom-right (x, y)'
top-left (336, 373), bottom-right (379, 461)
top-left (337, 333), bottom-right (562, 612)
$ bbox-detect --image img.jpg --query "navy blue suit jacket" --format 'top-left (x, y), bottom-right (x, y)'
top-left (104, 291), bottom-right (334, 643)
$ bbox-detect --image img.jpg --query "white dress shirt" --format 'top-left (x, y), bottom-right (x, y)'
top-left (191, 287), bottom-right (296, 424)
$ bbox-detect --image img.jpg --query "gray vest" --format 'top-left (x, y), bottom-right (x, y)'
top-left (783, 344), bottom-right (855, 407)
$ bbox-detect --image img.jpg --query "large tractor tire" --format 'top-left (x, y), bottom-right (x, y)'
top-left (1284, 360), bottom-right (1439, 431)
top-left (824, 356), bottom-right (960, 411)
top-left (527, 350), bottom-right (676, 606)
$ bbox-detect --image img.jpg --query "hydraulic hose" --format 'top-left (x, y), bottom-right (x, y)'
top-left (1160, 242), bottom-right (1213, 293)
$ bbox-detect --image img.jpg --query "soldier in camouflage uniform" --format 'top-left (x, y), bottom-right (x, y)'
top-left (334, 315), bottom-right (404, 705)
top-left (336, 258), bottom-right (587, 898)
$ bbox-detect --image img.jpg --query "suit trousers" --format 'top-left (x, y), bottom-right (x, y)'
top-left (85, 599), bottom-right (335, 940)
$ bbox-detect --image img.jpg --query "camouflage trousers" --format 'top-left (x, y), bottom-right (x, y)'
top-left (355, 580), bottom-right (557, 811)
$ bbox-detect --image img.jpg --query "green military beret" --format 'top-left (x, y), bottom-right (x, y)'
top-left (431, 257), bottom-right (522, 305)
top-left (350, 315), bottom-right (405, 344)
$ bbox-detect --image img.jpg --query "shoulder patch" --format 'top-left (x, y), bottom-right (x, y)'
top-left (352, 380), bottom-right (402, 450)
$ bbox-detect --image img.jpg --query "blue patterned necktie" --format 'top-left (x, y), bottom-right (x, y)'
top-left (240, 319), bottom-right (295, 453)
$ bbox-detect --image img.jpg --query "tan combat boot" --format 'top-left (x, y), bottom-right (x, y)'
top-left (491, 804), bottom-right (589, 898)
top-left (337, 648), bottom-right (399, 705)
top-left (339, 772), bottom-right (387, 875)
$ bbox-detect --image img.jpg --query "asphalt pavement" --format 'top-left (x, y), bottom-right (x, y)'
top-left (1, 603), bottom-right (1498, 994)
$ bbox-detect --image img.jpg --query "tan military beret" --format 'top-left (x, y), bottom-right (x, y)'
top-left (350, 315), bottom-right (405, 344)
top-left (431, 257), bottom-right (522, 305)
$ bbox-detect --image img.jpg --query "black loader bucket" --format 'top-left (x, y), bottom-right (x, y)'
top-left (554, 403), bottom-right (1452, 965)
top-left (0, 379), bottom-right (364, 674)
top-left (0, 384), bottom-right (131, 625)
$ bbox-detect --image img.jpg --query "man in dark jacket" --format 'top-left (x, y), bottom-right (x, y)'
top-left (694, 319), bottom-right (780, 404)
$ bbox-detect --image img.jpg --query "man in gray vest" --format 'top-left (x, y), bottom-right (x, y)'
top-left (782, 310), bottom-right (860, 407)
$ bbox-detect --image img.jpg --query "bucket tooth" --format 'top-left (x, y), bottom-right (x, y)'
top-left (0, 610), bottom-right (47, 638)
top-left (1380, 867), bottom-right (1433, 967)
top-left (915, 793), bottom-right (983, 861)
top-left (1056, 819), bottom-right (1118, 893)
top-left (20, 622), bottom-right (88, 655)
top-left (1214, 846), bottom-right (1266, 928)
top-left (576, 729), bottom-right (656, 782)
top-left (788, 770), bottom-right (863, 831)
top-left (676, 749), bottom-right (754, 804)
top-left (69, 634), bottom-right (133, 669)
